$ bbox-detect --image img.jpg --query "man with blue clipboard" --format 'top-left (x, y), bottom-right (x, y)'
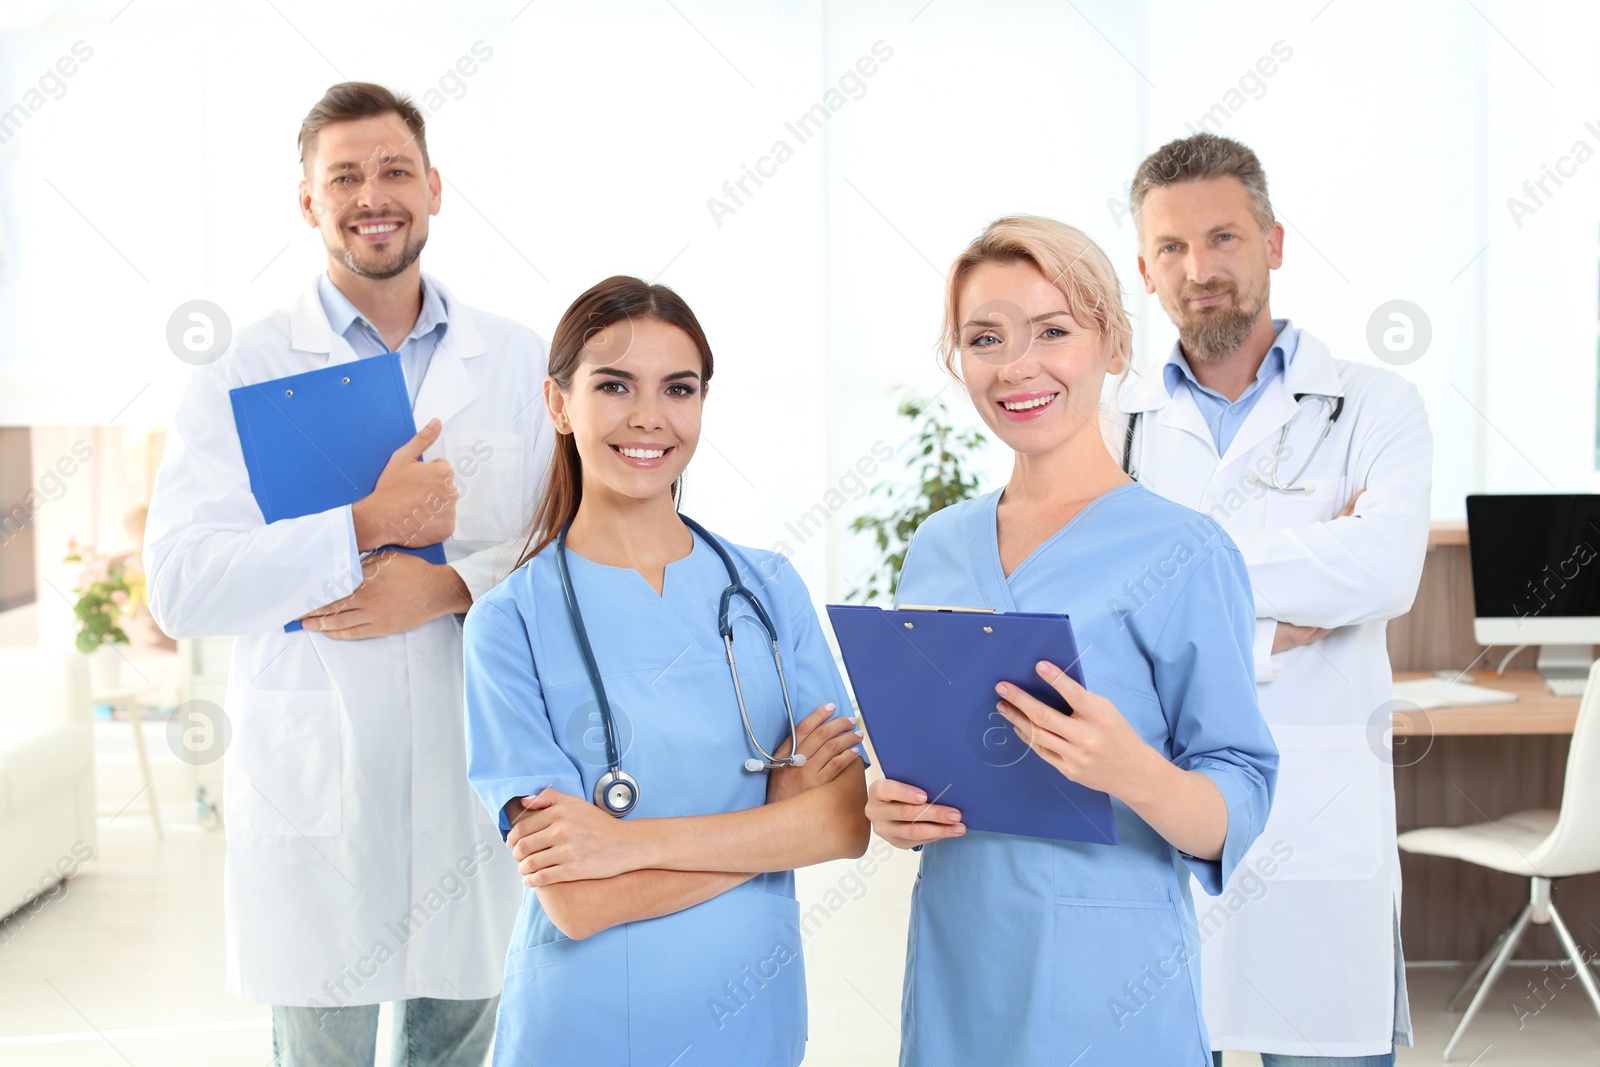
top-left (143, 83), bottom-right (552, 1066)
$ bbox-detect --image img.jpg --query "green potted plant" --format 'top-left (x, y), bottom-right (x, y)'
top-left (63, 539), bottom-right (145, 689)
top-left (848, 397), bottom-right (986, 603)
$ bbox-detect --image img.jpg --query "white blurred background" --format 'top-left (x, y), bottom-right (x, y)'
top-left (1, 1), bottom-right (1597, 1063)
top-left (2, 0), bottom-right (1596, 622)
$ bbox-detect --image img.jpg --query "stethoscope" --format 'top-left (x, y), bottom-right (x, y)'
top-left (555, 515), bottom-right (806, 818)
top-left (1121, 392), bottom-right (1344, 492)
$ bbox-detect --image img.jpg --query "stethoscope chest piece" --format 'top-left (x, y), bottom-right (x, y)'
top-left (594, 769), bottom-right (639, 816)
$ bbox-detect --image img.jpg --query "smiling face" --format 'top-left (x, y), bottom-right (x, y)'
top-left (1136, 176), bottom-right (1282, 362)
top-left (298, 114), bottom-right (440, 282)
top-left (546, 317), bottom-right (707, 506)
top-left (956, 258), bottom-right (1119, 456)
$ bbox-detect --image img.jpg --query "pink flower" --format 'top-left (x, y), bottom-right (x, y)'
top-left (110, 590), bottom-right (129, 607)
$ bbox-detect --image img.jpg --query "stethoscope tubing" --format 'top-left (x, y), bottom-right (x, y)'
top-left (682, 515), bottom-right (806, 773)
top-left (1260, 394), bottom-right (1344, 492)
top-left (555, 524), bottom-right (624, 775)
top-left (555, 515), bottom-right (805, 815)
top-left (1122, 392), bottom-right (1344, 491)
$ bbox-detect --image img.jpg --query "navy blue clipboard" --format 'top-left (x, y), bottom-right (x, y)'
top-left (229, 352), bottom-right (446, 633)
top-left (826, 604), bottom-right (1117, 845)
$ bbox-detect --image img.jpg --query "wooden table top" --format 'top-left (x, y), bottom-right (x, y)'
top-left (1391, 670), bottom-right (1579, 736)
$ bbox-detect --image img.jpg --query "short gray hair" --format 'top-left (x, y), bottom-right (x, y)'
top-left (1129, 133), bottom-right (1274, 238)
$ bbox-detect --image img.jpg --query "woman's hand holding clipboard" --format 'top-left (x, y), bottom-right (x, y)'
top-left (993, 659), bottom-right (1163, 798)
top-left (826, 604), bottom-right (1118, 846)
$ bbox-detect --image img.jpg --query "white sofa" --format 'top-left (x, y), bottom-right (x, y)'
top-left (0, 647), bottom-right (97, 920)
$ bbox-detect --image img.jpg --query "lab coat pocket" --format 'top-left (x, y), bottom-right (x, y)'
top-left (1260, 724), bottom-right (1384, 881)
top-left (1051, 896), bottom-right (1205, 1065)
top-left (1260, 476), bottom-right (1348, 529)
top-left (443, 430), bottom-right (527, 543)
top-left (222, 689), bottom-right (342, 836)
top-left (497, 931), bottom-right (629, 1066)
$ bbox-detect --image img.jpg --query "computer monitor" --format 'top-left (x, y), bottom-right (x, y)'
top-left (1466, 493), bottom-right (1600, 686)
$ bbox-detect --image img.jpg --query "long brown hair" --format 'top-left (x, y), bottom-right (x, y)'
top-left (514, 275), bottom-right (715, 568)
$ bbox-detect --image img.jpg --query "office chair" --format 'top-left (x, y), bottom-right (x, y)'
top-left (1398, 658), bottom-right (1600, 1060)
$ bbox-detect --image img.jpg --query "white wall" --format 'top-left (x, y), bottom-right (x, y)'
top-left (1134, 0), bottom-right (1598, 509)
top-left (0, 9), bottom-right (204, 426)
top-left (1, 0), bottom-right (1596, 608)
top-left (1479, 1), bottom-right (1600, 494)
top-left (823, 0), bottom-right (1148, 595)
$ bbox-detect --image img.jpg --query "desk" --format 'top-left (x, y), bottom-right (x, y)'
top-left (1391, 670), bottom-right (1579, 736)
top-left (1386, 530), bottom-right (1596, 962)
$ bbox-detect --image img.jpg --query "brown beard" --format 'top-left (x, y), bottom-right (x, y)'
top-left (331, 217), bottom-right (428, 282)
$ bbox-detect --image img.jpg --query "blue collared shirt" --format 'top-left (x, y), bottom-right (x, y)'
top-left (1162, 319), bottom-right (1299, 455)
top-left (316, 273), bottom-right (449, 408)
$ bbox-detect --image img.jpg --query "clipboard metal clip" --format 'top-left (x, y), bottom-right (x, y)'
top-left (897, 604), bottom-right (997, 614)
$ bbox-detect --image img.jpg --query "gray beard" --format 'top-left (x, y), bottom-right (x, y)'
top-left (1178, 291), bottom-right (1268, 363)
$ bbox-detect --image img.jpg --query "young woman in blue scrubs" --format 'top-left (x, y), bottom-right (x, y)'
top-left (866, 217), bottom-right (1279, 1066)
top-left (462, 275), bottom-right (870, 1066)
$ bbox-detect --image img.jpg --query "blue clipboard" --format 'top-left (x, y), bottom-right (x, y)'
top-left (229, 352), bottom-right (446, 633)
top-left (826, 604), bottom-right (1117, 845)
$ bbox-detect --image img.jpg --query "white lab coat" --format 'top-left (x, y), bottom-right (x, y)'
top-left (144, 274), bottom-right (554, 1006)
top-left (1103, 330), bottom-right (1431, 1057)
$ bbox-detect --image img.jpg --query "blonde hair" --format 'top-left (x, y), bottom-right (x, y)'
top-left (939, 215), bottom-right (1132, 378)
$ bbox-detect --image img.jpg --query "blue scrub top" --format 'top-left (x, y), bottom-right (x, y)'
top-left (894, 483), bottom-right (1278, 1067)
top-left (462, 528), bottom-right (856, 1067)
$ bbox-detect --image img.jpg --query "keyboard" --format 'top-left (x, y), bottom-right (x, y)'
top-left (1543, 675), bottom-right (1589, 697)
top-left (1391, 678), bottom-right (1518, 710)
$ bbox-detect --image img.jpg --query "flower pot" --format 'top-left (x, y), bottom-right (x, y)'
top-left (88, 644), bottom-right (121, 692)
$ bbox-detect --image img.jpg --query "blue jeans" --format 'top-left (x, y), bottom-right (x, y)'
top-left (1213, 1053), bottom-right (1396, 1067)
top-left (272, 996), bottom-right (498, 1067)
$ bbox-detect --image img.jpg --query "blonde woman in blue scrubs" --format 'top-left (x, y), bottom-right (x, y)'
top-left (463, 275), bottom-right (869, 1065)
top-left (866, 217), bottom-right (1279, 1066)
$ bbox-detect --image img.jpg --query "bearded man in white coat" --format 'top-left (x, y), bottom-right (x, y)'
top-left (1108, 133), bottom-right (1432, 1065)
top-left (144, 82), bottom-right (552, 1065)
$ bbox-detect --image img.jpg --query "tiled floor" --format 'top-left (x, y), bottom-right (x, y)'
top-left (2, 801), bottom-right (1598, 1065)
